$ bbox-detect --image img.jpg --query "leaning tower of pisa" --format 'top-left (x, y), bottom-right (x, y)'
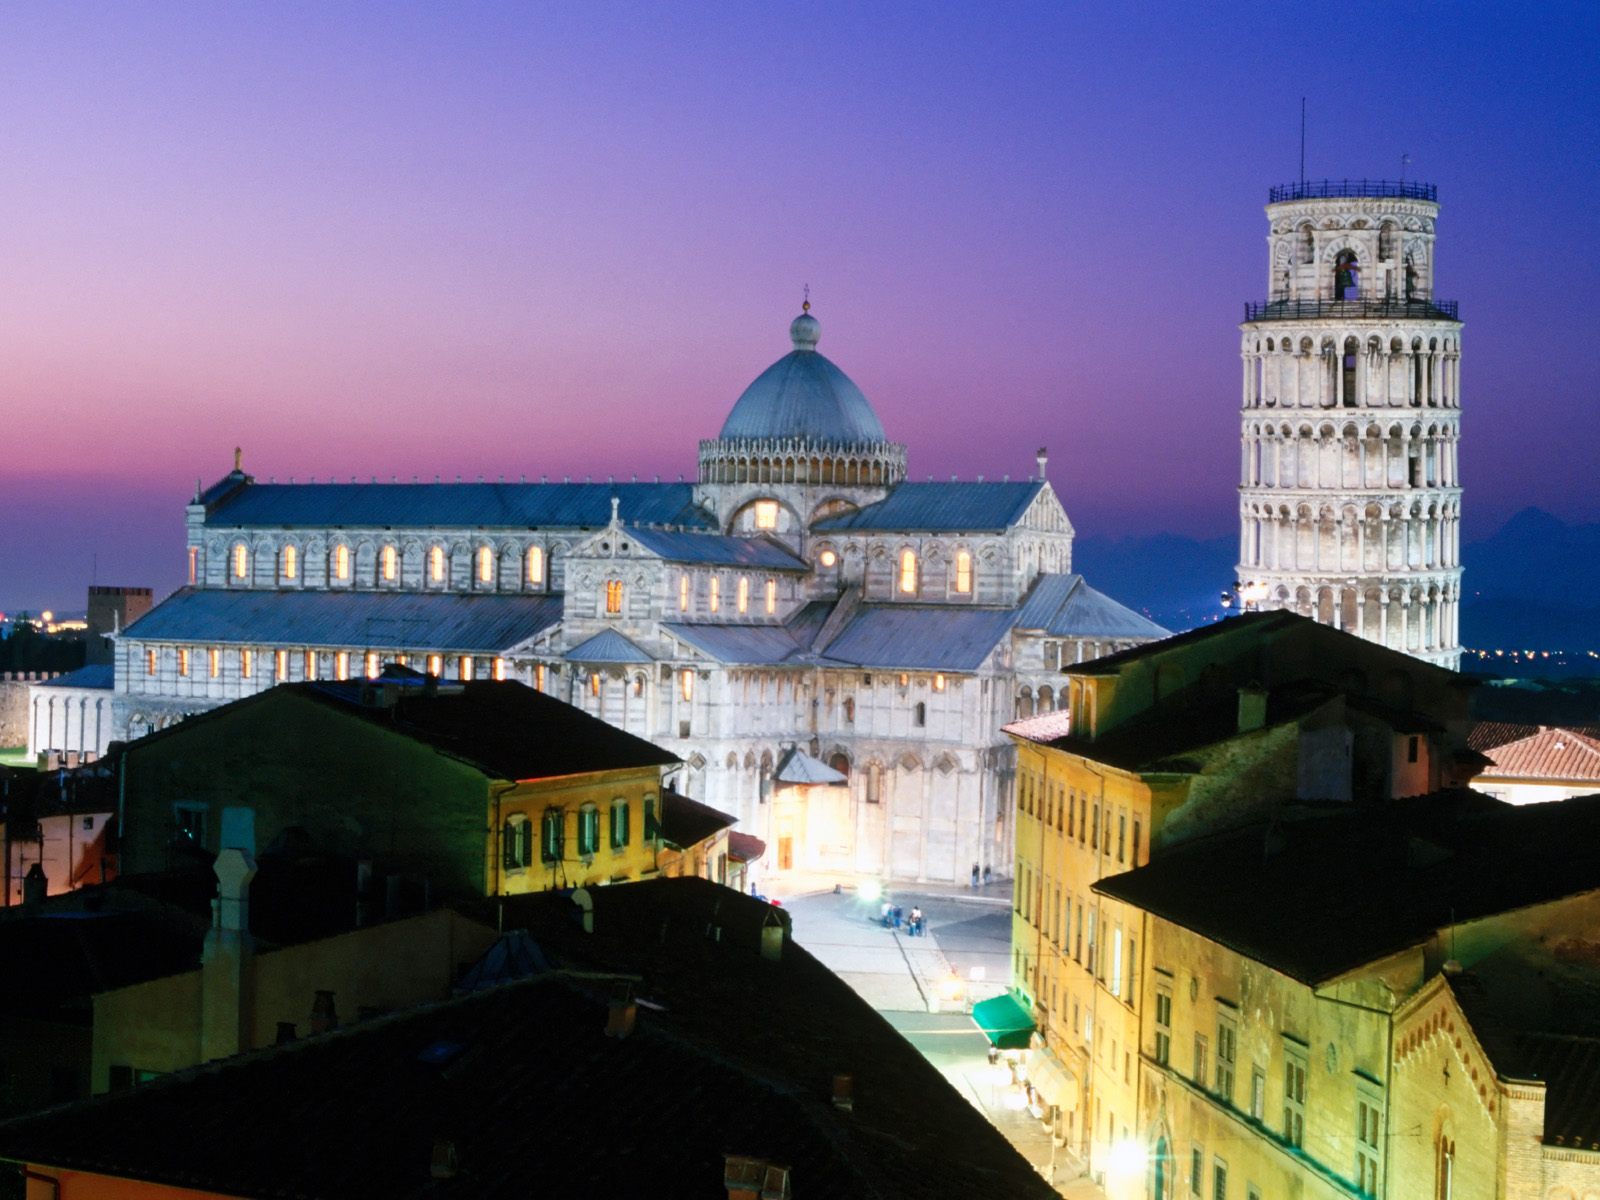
top-left (1236, 179), bottom-right (1463, 669)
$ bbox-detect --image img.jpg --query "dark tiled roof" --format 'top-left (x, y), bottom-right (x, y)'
top-left (203, 480), bottom-right (711, 530)
top-left (811, 480), bottom-right (1045, 532)
top-left (1066, 611), bottom-right (1297, 676)
top-left (1506, 1034), bottom-right (1600, 1150)
top-left (1012, 574), bottom-right (1170, 640)
top-left (1096, 792), bottom-right (1600, 985)
top-left (658, 788), bottom-right (736, 849)
top-left (35, 665), bottom-right (114, 690)
top-left (0, 880), bottom-right (1055, 1200)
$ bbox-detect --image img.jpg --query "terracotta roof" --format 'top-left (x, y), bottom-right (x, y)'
top-left (1003, 709), bottom-right (1073, 744)
top-left (0, 879), bottom-right (1056, 1199)
top-left (1477, 725), bottom-right (1600, 782)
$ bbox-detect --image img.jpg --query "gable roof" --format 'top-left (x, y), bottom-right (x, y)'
top-left (812, 480), bottom-right (1045, 532)
top-left (819, 605), bottom-right (1019, 671)
top-left (564, 629), bottom-right (654, 664)
top-left (1013, 574), bottom-right (1170, 640)
top-left (620, 527), bottom-right (807, 570)
top-left (34, 664), bottom-right (115, 690)
top-left (658, 788), bottom-right (737, 849)
top-left (0, 879), bottom-right (1056, 1200)
top-left (1095, 791), bottom-right (1600, 986)
top-left (1477, 725), bottom-right (1600, 782)
top-left (201, 480), bottom-right (711, 530)
top-left (123, 588), bottom-right (563, 654)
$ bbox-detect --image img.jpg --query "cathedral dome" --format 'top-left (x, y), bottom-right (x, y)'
top-left (718, 310), bottom-right (888, 445)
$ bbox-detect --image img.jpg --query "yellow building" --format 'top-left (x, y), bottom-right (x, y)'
top-left (1004, 612), bottom-right (1483, 1194)
top-left (1097, 792), bottom-right (1600, 1200)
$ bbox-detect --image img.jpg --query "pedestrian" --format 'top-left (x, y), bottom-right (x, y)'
top-left (983, 864), bottom-right (992, 885)
top-left (910, 905), bottom-right (924, 936)
top-left (880, 899), bottom-right (893, 928)
top-left (970, 861), bottom-right (980, 888)
top-left (893, 904), bottom-right (904, 930)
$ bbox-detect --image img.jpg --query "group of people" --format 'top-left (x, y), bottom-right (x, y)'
top-left (969, 862), bottom-right (992, 887)
top-left (878, 900), bottom-right (927, 936)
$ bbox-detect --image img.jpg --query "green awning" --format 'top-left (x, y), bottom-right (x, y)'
top-left (971, 992), bottom-right (1035, 1050)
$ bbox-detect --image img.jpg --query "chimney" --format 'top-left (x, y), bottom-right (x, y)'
top-left (1036, 447), bottom-right (1048, 480)
top-left (309, 989), bottom-right (339, 1034)
top-left (605, 998), bottom-right (637, 1039)
top-left (831, 1073), bottom-right (854, 1111)
top-left (21, 863), bottom-right (47, 908)
top-left (200, 848), bottom-right (258, 1063)
top-left (1238, 684), bottom-right (1267, 733)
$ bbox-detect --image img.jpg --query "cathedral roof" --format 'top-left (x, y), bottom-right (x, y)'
top-left (716, 311), bottom-right (889, 445)
top-left (124, 588), bottom-right (562, 654)
top-left (199, 481), bottom-right (710, 530)
top-left (812, 481), bottom-right (1046, 533)
top-left (622, 528), bottom-right (807, 570)
top-left (565, 629), bottom-right (654, 664)
top-left (1013, 574), bottom-right (1170, 640)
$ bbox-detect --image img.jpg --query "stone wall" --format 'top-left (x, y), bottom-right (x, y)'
top-left (0, 673), bottom-right (58, 748)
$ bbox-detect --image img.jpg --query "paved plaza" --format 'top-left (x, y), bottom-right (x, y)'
top-left (774, 879), bottom-right (1106, 1198)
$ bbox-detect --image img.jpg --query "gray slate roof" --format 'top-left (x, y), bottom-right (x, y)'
top-left (1013, 574), bottom-right (1170, 640)
top-left (565, 629), bottom-right (654, 664)
top-left (812, 481), bottom-right (1044, 532)
top-left (202, 481), bottom-right (711, 530)
top-left (36, 664), bottom-right (115, 690)
top-left (819, 606), bottom-right (1022, 671)
top-left (718, 340), bottom-right (889, 444)
top-left (123, 588), bottom-right (563, 653)
top-left (623, 527), bottom-right (808, 570)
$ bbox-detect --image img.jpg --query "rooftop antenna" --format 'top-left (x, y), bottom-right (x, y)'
top-left (1400, 152), bottom-right (1412, 182)
top-left (1299, 97), bottom-right (1306, 185)
top-left (802, 282), bottom-right (810, 313)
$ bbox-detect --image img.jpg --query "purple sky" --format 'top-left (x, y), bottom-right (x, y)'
top-left (3, 2), bottom-right (1597, 613)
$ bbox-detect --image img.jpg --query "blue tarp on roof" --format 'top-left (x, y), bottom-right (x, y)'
top-left (37, 665), bottom-right (115, 690)
top-left (1013, 575), bottom-right (1170, 640)
top-left (204, 481), bottom-right (711, 530)
top-left (565, 630), bottom-right (654, 664)
top-left (625, 528), bottom-right (807, 570)
top-left (812, 481), bottom-right (1044, 533)
top-left (122, 588), bottom-right (563, 653)
top-left (819, 606), bottom-right (1020, 671)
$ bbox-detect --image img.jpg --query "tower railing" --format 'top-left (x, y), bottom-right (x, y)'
top-left (1268, 179), bottom-right (1437, 203)
top-left (1244, 297), bottom-right (1459, 322)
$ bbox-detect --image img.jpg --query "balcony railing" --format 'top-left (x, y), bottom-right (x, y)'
top-left (1268, 179), bottom-right (1437, 203)
top-left (1244, 297), bottom-right (1459, 322)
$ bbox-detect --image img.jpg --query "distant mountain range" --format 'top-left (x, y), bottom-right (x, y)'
top-left (1073, 508), bottom-right (1600, 678)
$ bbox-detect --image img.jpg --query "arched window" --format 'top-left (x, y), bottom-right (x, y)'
top-left (526, 546), bottom-right (544, 586)
top-left (577, 805), bottom-right (601, 857)
top-left (381, 544), bottom-right (398, 582)
top-left (609, 797), bottom-right (630, 848)
top-left (709, 577), bottom-right (720, 612)
top-left (232, 543), bottom-right (250, 580)
top-left (828, 753), bottom-right (851, 779)
top-left (954, 550), bottom-right (973, 594)
top-left (898, 549), bottom-right (918, 595)
top-left (280, 545), bottom-right (298, 581)
top-left (913, 702), bottom-right (926, 727)
top-left (679, 574), bottom-right (689, 611)
top-left (1299, 222), bottom-right (1315, 265)
top-left (334, 544), bottom-right (350, 581)
top-left (764, 578), bottom-right (777, 615)
top-left (503, 816), bottom-right (532, 870)
top-left (605, 580), bottom-right (624, 614)
top-left (680, 669), bottom-right (694, 701)
top-left (1334, 250), bottom-right (1360, 300)
top-left (477, 546), bottom-right (494, 584)
top-left (540, 809), bottom-right (564, 863)
top-left (429, 545), bottom-right (445, 584)
top-left (737, 576), bottom-right (749, 614)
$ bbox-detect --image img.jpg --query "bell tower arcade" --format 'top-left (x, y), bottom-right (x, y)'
top-left (1235, 179), bottom-right (1463, 668)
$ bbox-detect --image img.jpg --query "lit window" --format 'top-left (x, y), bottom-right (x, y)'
top-left (477, 546), bottom-right (493, 584)
top-left (427, 654), bottom-right (443, 677)
top-left (681, 669), bottom-right (694, 701)
top-left (494, 658), bottom-right (507, 681)
top-left (145, 649), bottom-right (157, 676)
top-left (429, 545), bottom-right (445, 583)
top-left (709, 577), bottom-right (720, 612)
top-left (898, 549), bottom-right (917, 594)
top-left (605, 580), bottom-right (624, 614)
top-left (208, 648), bottom-right (220, 678)
top-left (396, 654), bottom-right (408, 666)
top-left (336, 651), bottom-right (349, 681)
top-left (955, 550), bottom-right (973, 594)
top-left (233, 544), bottom-right (249, 580)
top-left (459, 655), bottom-right (474, 681)
top-left (334, 545), bottom-right (350, 580)
top-left (365, 652), bottom-right (379, 678)
top-left (241, 649), bottom-right (253, 679)
top-left (282, 545), bottom-right (298, 581)
top-left (187, 547), bottom-right (198, 584)
top-left (737, 577), bottom-right (749, 613)
top-left (934, 673), bottom-right (946, 691)
top-left (632, 674), bottom-right (644, 697)
top-left (535, 663), bottom-right (546, 690)
top-left (526, 546), bottom-right (544, 585)
top-left (275, 649), bottom-right (288, 679)
top-left (754, 500), bottom-right (778, 530)
top-left (765, 578), bottom-right (777, 614)
top-left (304, 649), bottom-right (317, 680)
top-left (819, 549), bottom-right (837, 567)
top-left (679, 574), bottom-right (689, 611)
top-left (590, 673), bottom-right (601, 697)
top-left (381, 545), bottom-right (397, 581)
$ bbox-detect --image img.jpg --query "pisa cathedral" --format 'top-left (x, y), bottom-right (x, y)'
top-left (1235, 179), bottom-right (1463, 668)
top-left (107, 307), bottom-right (1166, 884)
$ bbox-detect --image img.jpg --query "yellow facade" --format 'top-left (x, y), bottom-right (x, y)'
top-left (1011, 736), bottom-right (1157, 1192)
top-left (489, 765), bottom-right (665, 895)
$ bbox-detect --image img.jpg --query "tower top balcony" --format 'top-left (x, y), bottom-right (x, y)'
top-left (1268, 179), bottom-right (1437, 204)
